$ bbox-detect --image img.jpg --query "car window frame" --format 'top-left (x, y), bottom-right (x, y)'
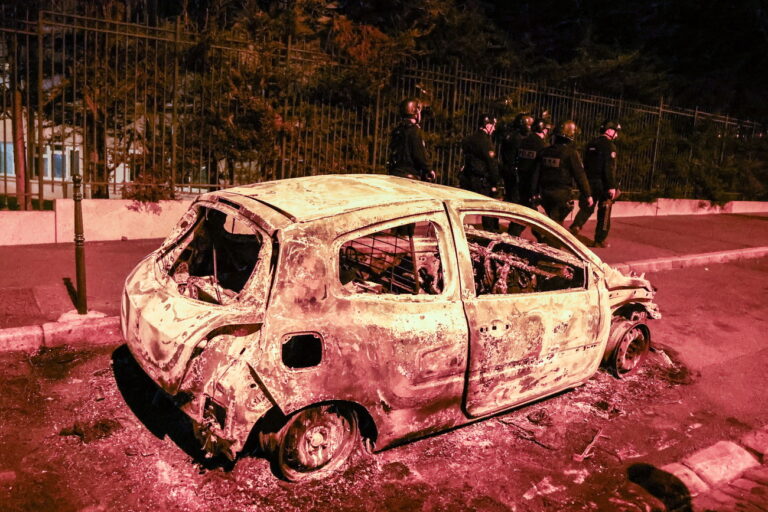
top-left (331, 211), bottom-right (455, 301)
top-left (457, 209), bottom-right (591, 298)
top-left (155, 200), bottom-right (273, 307)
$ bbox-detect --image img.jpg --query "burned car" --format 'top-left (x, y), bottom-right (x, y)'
top-left (121, 175), bottom-right (660, 481)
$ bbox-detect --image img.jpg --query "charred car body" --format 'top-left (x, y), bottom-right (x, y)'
top-left (121, 175), bottom-right (660, 481)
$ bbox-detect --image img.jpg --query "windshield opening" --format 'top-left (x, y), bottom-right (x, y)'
top-left (166, 206), bottom-right (263, 304)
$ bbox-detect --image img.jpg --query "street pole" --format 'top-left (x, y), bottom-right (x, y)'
top-left (72, 171), bottom-right (88, 314)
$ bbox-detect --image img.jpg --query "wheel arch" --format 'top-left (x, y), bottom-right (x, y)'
top-left (251, 399), bottom-right (379, 454)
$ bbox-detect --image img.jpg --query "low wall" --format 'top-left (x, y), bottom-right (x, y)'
top-left (0, 199), bottom-right (191, 246)
top-left (55, 199), bottom-right (192, 243)
top-left (0, 197), bottom-right (766, 246)
top-left (0, 210), bottom-right (56, 245)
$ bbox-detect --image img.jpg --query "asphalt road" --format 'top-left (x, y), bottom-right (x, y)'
top-left (0, 258), bottom-right (767, 511)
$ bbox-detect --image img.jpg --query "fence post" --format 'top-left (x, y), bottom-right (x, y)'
top-left (371, 87), bottom-right (381, 169)
top-left (720, 114), bottom-right (729, 165)
top-left (36, 10), bottom-right (45, 209)
top-left (446, 58), bottom-right (460, 184)
top-left (169, 16), bottom-right (181, 197)
top-left (278, 35), bottom-right (292, 180)
top-left (649, 96), bottom-right (664, 191)
top-left (72, 169), bottom-right (88, 314)
top-left (570, 84), bottom-right (576, 119)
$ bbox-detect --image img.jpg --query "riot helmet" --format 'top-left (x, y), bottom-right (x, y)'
top-left (600, 119), bottom-right (621, 139)
top-left (555, 120), bottom-right (579, 142)
top-left (399, 98), bottom-right (423, 122)
top-left (531, 118), bottom-right (547, 134)
top-left (514, 112), bottom-right (534, 135)
top-left (478, 113), bottom-right (496, 134)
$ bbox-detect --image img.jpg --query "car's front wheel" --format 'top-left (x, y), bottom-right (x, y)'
top-left (606, 319), bottom-right (651, 378)
top-left (270, 404), bottom-right (359, 481)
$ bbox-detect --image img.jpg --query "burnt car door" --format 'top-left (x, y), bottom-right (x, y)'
top-left (255, 206), bottom-right (469, 445)
top-left (446, 202), bottom-right (607, 417)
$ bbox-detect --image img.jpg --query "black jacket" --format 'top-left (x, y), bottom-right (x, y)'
top-left (387, 120), bottom-right (432, 179)
top-left (517, 133), bottom-right (548, 179)
top-left (583, 135), bottom-right (618, 188)
top-left (462, 129), bottom-right (500, 187)
top-left (532, 142), bottom-right (591, 196)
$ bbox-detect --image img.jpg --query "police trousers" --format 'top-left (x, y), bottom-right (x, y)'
top-left (572, 181), bottom-right (613, 243)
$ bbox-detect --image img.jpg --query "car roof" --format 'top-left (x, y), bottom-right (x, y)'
top-left (215, 174), bottom-right (488, 222)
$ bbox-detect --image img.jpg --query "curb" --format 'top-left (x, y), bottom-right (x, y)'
top-left (611, 246), bottom-right (768, 274)
top-left (0, 316), bottom-right (121, 353)
top-left (656, 425), bottom-right (768, 510)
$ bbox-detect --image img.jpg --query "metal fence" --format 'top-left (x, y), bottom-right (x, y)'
top-left (0, 10), bottom-right (763, 208)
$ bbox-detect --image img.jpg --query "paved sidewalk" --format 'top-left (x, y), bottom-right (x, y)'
top-left (0, 212), bottom-right (766, 341)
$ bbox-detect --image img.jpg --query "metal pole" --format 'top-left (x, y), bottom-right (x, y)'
top-left (36, 10), bottom-right (45, 209)
top-left (649, 96), bottom-right (664, 191)
top-left (170, 16), bottom-right (180, 197)
top-left (72, 170), bottom-right (88, 314)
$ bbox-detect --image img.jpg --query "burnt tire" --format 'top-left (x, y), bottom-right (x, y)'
top-left (608, 321), bottom-right (650, 379)
top-left (272, 404), bottom-right (359, 482)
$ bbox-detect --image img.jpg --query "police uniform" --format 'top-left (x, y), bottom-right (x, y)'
top-left (532, 142), bottom-right (591, 224)
top-left (571, 135), bottom-right (617, 244)
top-left (460, 129), bottom-right (500, 197)
top-left (500, 130), bottom-right (524, 203)
top-left (516, 132), bottom-right (548, 208)
top-left (387, 120), bottom-right (432, 181)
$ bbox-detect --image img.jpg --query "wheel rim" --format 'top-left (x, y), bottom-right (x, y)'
top-left (614, 326), bottom-right (649, 377)
top-left (280, 405), bottom-right (356, 477)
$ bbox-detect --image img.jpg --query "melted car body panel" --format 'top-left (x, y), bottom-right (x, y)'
top-left (121, 175), bottom-right (659, 460)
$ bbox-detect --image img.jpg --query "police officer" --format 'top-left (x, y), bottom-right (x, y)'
top-left (516, 117), bottom-right (549, 209)
top-left (460, 114), bottom-right (500, 231)
top-left (532, 120), bottom-right (593, 225)
top-left (460, 113), bottom-right (500, 197)
top-left (386, 98), bottom-right (436, 182)
top-left (569, 120), bottom-right (621, 247)
top-left (499, 112), bottom-right (533, 203)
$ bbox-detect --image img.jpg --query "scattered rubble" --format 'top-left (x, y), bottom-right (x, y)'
top-left (59, 419), bottom-right (123, 443)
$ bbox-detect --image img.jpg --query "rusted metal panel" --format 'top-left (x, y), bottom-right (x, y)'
top-left (252, 207), bottom-right (469, 448)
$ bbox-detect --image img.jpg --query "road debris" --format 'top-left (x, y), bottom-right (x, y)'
top-left (573, 428), bottom-right (608, 462)
top-left (522, 476), bottom-right (566, 500)
top-left (59, 418), bottom-right (123, 443)
top-left (498, 418), bottom-right (554, 450)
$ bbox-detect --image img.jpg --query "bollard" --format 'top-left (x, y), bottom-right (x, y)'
top-left (72, 172), bottom-right (88, 314)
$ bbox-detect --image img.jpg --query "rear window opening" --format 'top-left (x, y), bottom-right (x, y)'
top-left (165, 206), bottom-right (263, 304)
top-left (339, 220), bottom-right (443, 295)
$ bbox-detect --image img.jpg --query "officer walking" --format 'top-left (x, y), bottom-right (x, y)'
top-left (460, 114), bottom-right (500, 231)
top-left (386, 98), bottom-right (436, 182)
top-left (569, 120), bottom-right (621, 247)
top-left (532, 120), bottom-right (593, 225)
top-left (499, 112), bottom-right (533, 203)
top-left (516, 117), bottom-right (549, 209)
top-left (460, 113), bottom-right (500, 197)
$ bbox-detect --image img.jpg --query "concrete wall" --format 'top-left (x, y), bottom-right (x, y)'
top-left (0, 210), bottom-right (56, 245)
top-left (0, 199), bottom-right (191, 246)
top-left (54, 199), bottom-right (192, 243)
top-left (0, 197), bottom-right (766, 246)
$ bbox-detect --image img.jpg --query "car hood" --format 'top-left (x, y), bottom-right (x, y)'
top-left (601, 263), bottom-right (661, 318)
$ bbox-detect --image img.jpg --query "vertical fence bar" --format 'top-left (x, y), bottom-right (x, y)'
top-left (649, 96), bottom-right (664, 191)
top-left (36, 11), bottom-right (44, 208)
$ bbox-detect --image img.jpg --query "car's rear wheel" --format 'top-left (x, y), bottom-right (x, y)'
top-left (270, 404), bottom-right (359, 481)
top-left (609, 321), bottom-right (650, 378)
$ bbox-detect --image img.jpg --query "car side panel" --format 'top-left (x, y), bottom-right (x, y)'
top-left (253, 204), bottom-right (471, 449)
top-left (443, 200), bottom-right (610, 416)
